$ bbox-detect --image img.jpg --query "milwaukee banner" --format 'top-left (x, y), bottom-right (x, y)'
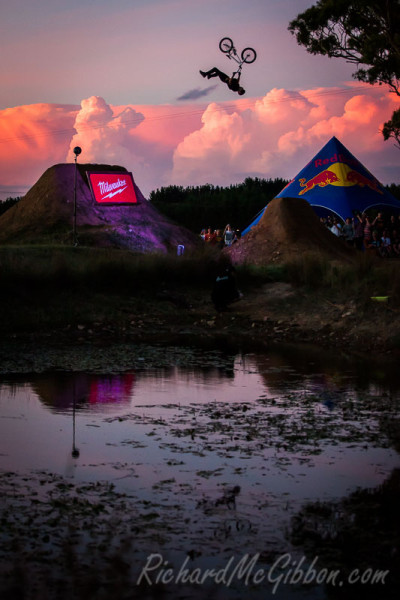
top-left (87, 172), bottom-right (138, 204)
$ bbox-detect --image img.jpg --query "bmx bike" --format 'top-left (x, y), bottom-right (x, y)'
top-left (219, 37), bottom-right (257, 74)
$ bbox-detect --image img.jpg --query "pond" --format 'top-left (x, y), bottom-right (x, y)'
top-left (0, 343), bottom-right (399, 599)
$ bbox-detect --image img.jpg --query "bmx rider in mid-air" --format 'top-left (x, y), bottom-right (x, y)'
top-left (200, 68), bottom-right (245, 95)
top-left (200, 37), bottom-right (256, 96)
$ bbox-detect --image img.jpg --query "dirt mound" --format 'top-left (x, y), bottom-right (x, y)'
top-left (228, 197), bottom-right (356, 265)
top-left (0, 163), bottom-right (198, 253)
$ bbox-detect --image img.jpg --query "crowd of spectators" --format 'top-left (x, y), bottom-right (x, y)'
top-left (200, 225), bottom-right (241, 248)
top-left (321, 212), bottom-right (400, 258)
top-left (200, 213), bottom-right (400, 258)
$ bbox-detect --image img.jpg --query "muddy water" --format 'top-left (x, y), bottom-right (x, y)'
top-left (0, 344), bottom-right (399, 599)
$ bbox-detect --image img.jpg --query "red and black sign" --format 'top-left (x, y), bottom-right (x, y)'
top-left (88, 171), bottom-right (138, 204)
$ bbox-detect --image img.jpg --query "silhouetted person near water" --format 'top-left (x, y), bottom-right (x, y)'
top-left (211, 265), bottom-right (242, 312)
top-left (200, 68), bottom-right (245, 95)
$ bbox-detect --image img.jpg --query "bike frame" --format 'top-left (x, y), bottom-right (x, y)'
top-left (219, 38), bottom-right (256, 76)
top-left (225, 45), bottom-right (244, 75)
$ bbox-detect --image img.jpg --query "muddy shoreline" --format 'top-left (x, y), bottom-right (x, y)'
top-left (1, 282), bottom-right (399, 373)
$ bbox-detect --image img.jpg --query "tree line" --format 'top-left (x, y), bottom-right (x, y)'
top-left (0, 197), bottom-right (21, 216)
top-left (149, 178), bottom-right (288, 232)
top-left (1, 179), bottom-right (400, 235)
top-left (150, 179), bottom-right (400, 233)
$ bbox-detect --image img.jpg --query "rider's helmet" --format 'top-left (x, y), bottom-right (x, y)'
top-left (238, 87), bottom-right (245, 95)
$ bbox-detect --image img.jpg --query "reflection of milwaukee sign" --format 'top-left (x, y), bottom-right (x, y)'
top-left (88, 172), bottom-right (138, 204)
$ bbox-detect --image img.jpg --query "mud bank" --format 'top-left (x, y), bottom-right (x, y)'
top-left (1, 281), bottom-right (399, 372)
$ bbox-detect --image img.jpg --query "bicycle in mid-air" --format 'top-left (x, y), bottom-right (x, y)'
top-left (218, 37), bottom-right (257, 76)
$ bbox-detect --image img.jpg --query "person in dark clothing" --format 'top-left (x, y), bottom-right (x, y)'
top-left (354, 213), bottom-right (366, 250)
top-left (200, 68), bottom-right (245, 95)
top-left (211, 265), bottom-right (242, 312)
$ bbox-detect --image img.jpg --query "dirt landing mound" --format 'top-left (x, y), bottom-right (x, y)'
top-left (228, 197), bottom-right (356, 265)
top-left (0, 164), bottom-right (197, 253)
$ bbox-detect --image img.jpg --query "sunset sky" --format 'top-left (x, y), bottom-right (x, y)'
top-left (1, 0), bottom-right (399, 199)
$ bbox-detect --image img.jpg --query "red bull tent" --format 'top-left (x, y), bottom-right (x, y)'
top-left (242, 136), bottom-right (400, 235)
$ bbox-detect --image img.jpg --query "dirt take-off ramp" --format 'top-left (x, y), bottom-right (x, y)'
top-left (228, 197), bottom-right (356, 265)
top-left (0, 164), bottom-right (197, 253)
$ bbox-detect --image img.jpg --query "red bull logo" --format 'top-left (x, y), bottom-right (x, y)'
top-left (298, 163), bottom-right (383, 195)
top-left (346, 170), bottom-right (383, 194)
top-left (299, 169), bottom-right (340, 195)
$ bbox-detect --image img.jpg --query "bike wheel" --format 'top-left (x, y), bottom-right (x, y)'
top-left (241, 47), bottom-right (257, 64)
top-left (219, 37), bottom-right (234, 54)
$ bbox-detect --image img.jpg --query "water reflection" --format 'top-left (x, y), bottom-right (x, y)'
top-left (31, 373), bottom-right (136, 413)
top-left (0, 345), bottom-right (399, 600)
top-left (256, 343), bottom-right (400, 394)
top-left (30, 373), bottom-right (137, 461)
top-left (71, 388), bottom-right (79, 459)
top-left (6, 344), bottom-right (398, 420)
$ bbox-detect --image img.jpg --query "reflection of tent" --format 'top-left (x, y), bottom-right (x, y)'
top-left (243, 137), bottom-right (400, 235)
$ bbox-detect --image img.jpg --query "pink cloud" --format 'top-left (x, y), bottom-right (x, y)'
top-left (278, 91), bottom-right (399, 157)
top-left (254, 88), bottom-right (314, 124)
top-left (67, 98), bottom-right (209, 193)
top-left (171, 85), bottom-right (400, 186)
top-left (0, 103), bottom-right (77, 189)
top-left (67, 96), bottom-right (145, 166)
top-left (0, 86), bottom-right (399, 201)
top-left (112, 103), bottom-right (203, 150)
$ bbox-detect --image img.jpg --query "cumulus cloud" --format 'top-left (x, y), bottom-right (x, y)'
top-left (176, 86), bottom-right (218, 101)
top-left (171, 86), bottom-right (400, 187)
top-left (67, 96), bottom-right (145, 166)
top-left (0, 86), bottom-right (399, 201)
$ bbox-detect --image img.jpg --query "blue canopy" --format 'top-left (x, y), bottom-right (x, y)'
top-left (242, 136), bottom-right (400, 235)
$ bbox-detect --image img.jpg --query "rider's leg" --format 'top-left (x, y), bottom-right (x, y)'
top-left (200, 68), bottom-right (222, 79)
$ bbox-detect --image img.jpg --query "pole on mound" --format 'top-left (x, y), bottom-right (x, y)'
top-left (72, 146), bottom-right (82, 246)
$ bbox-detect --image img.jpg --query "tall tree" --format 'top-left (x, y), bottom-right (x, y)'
top-left (383, 105), bottom-right (400, 149)
top-left (288, 0), bottom-right (400, 146)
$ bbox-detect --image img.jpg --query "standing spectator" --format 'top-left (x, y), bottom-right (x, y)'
top-left (363, 215), bottom-right (373, 248)
top-left (364, 230), bottom-right (381, 255)
top-left (330, 220), bottom-right (341, 236)
top-left (223, 224), bottom-right (235, 246)
top-left (205, 227), bottom-right (215, 243)
top-left (381, 230), bottom-right (393, 257)
top-left (354, 213), bottom-right (366, 250)
top-left (388, 215), bottom-right (397, 236)
top-left (342, 217), bottom-right (355, 245)
top-left (214, 229), bottom-right (224, 248)
top-left (372, 212), bottom-right (385, 236)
